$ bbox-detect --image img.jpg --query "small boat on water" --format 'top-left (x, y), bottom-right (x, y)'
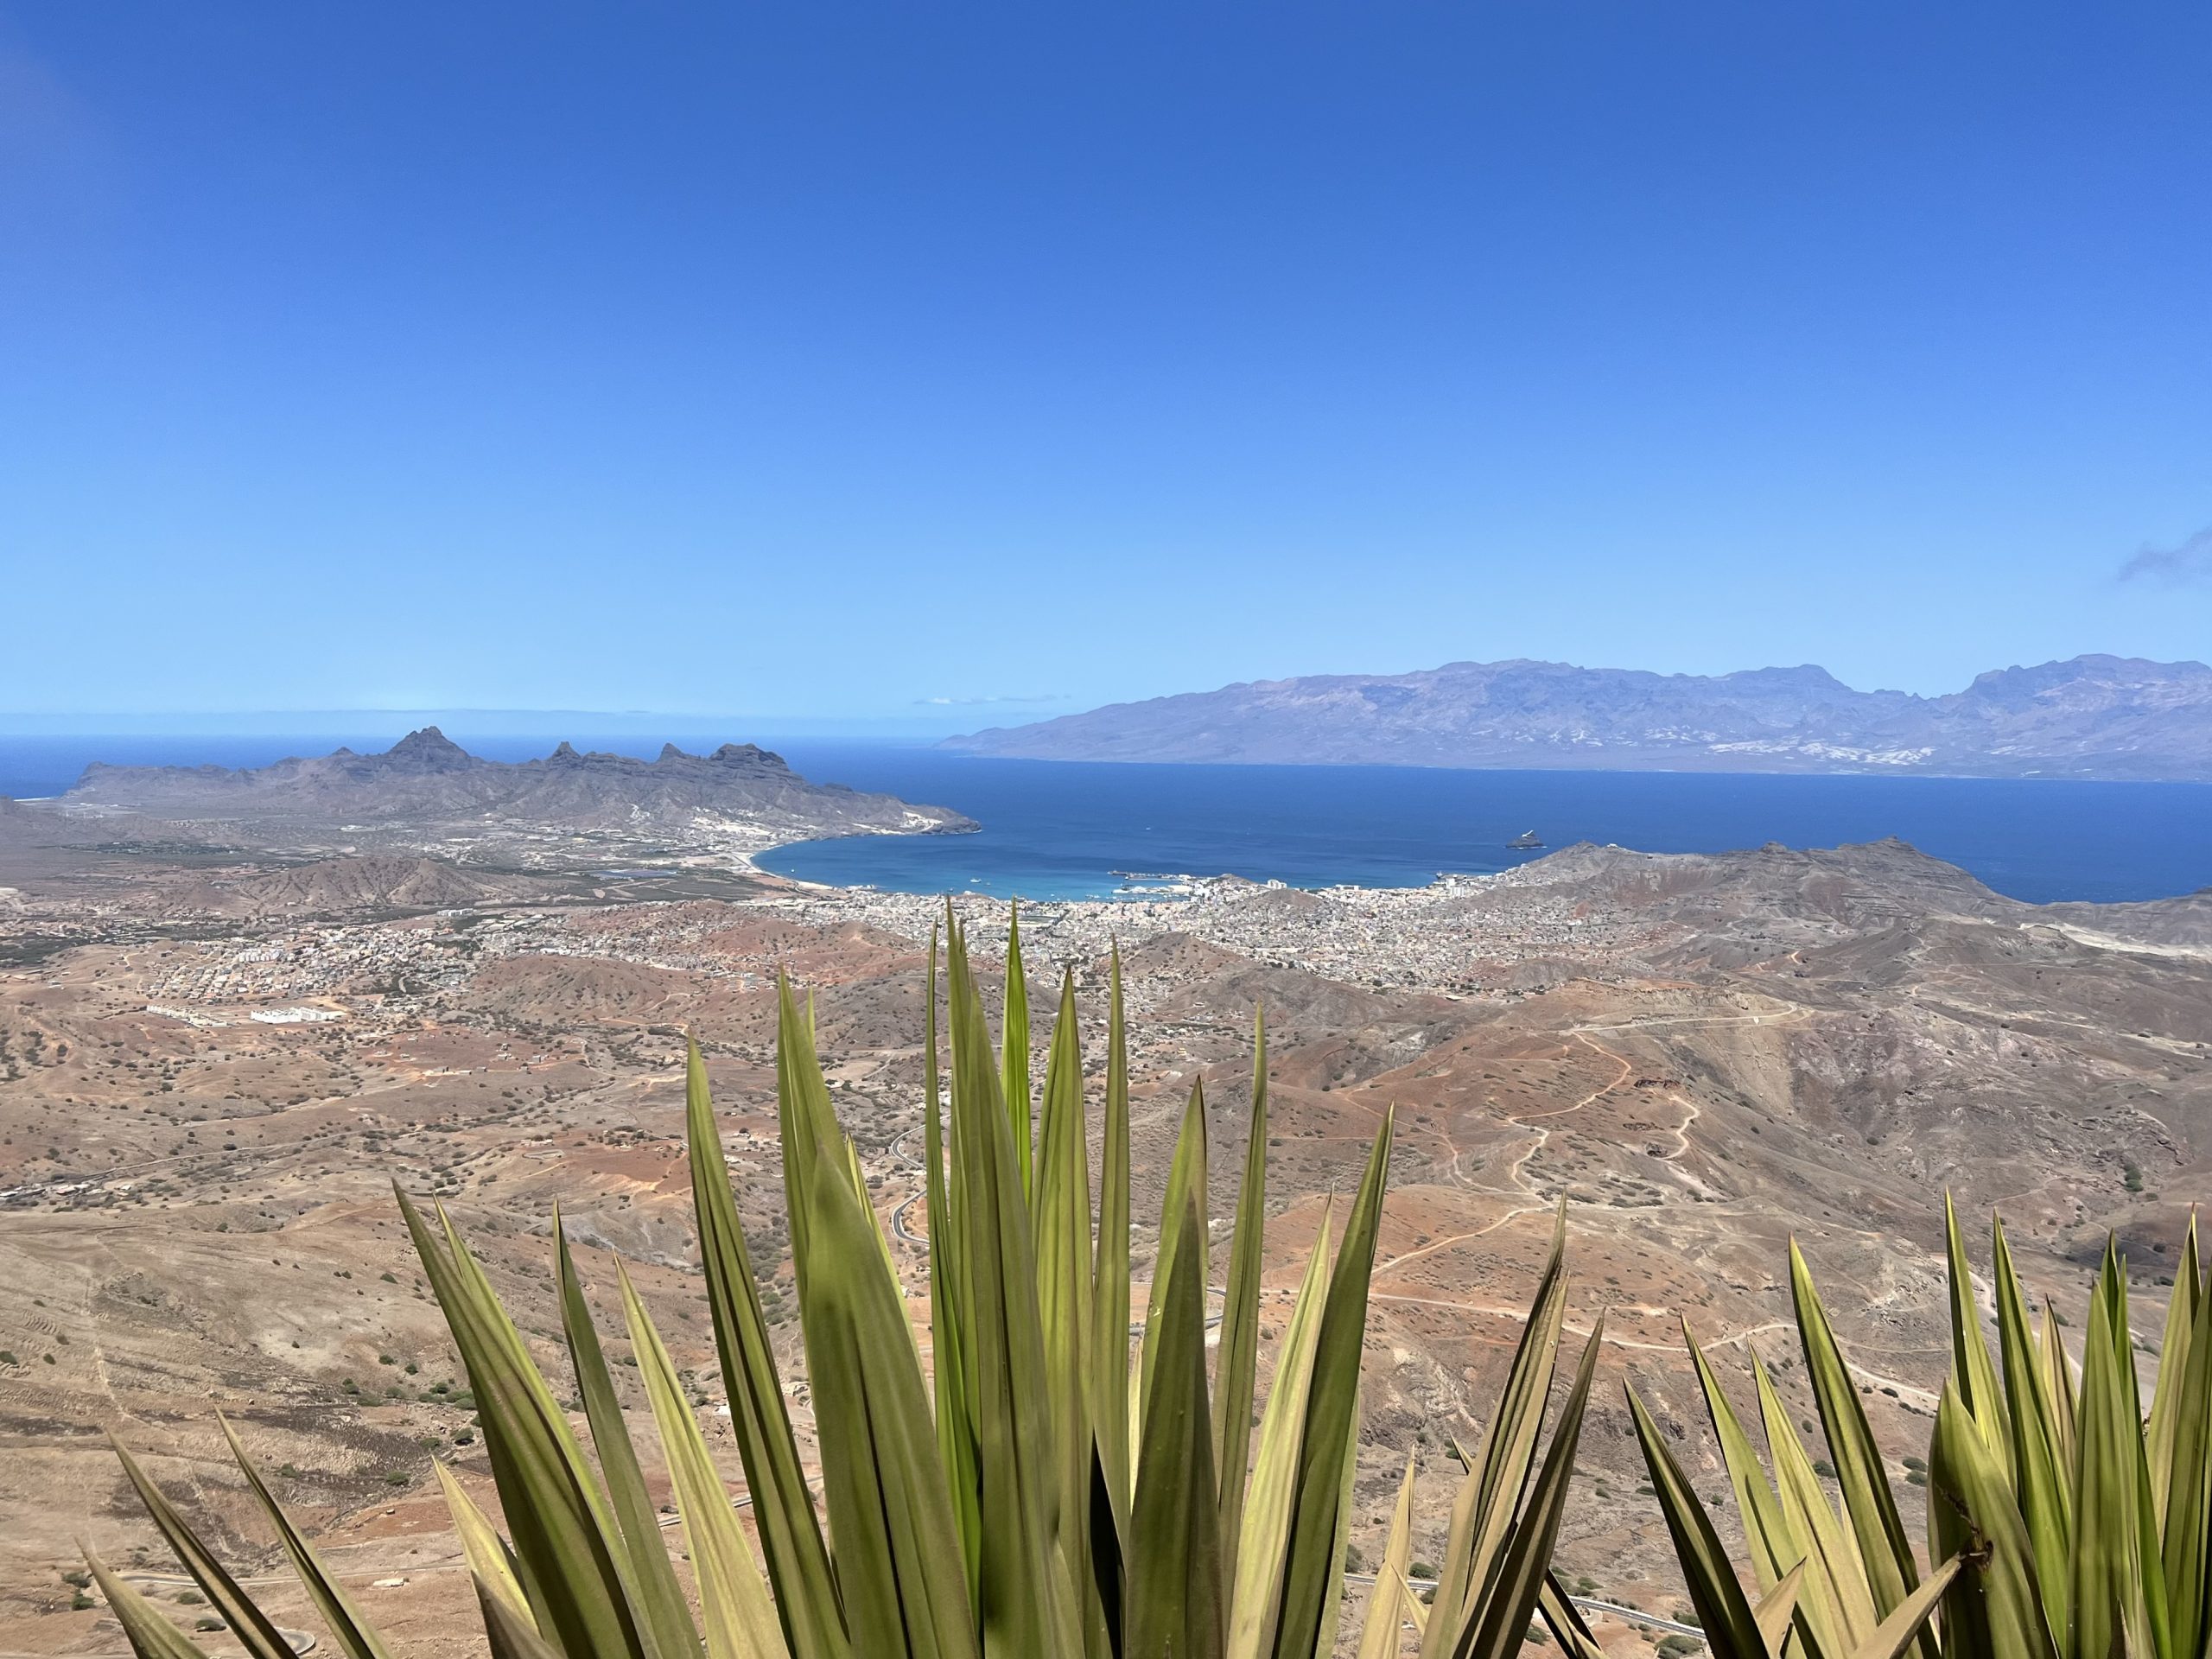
top-left (1507, 830), bottom-right (1545, 850)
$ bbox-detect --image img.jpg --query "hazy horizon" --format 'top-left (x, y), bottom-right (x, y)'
top-left (8, 645), bottom-right (2212, 739)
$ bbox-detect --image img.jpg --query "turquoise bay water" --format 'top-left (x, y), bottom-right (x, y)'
top-left (4, 735), bottom-right (2209, 906)
top-left (755, 747), bottom-right (2212, 905)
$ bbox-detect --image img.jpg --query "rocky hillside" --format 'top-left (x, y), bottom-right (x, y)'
top-left (4, 830), bottom-right (2209, 1643)
top-left (165, 855), bottom-right (569, 918)
top-left (946, 653), bottom-right (2212, 779)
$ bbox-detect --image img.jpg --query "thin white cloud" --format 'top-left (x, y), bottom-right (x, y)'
top-left (2119, 526), bottom-right (2212, 584)
top-left (914, 693), bottom-right (1070, 707)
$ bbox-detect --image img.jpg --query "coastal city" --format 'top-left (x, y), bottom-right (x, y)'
top-left (118, 855), bottom-right (1662, 1039)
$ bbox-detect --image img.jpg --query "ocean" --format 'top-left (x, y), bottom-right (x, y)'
top-left (5, 733), bottom-right (2209, 906)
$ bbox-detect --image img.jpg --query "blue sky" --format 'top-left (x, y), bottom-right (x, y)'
top-left (4, 3), bottom-right (2209, 729)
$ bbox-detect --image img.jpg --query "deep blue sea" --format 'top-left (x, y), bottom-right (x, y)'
top-left (6, 733), bottom-right (2209, 906)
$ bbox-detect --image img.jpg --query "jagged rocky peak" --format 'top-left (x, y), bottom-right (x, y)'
top-left (384, 727), bottom-right (475, 768)
top-left (709, 742), bottom-right (788, 770)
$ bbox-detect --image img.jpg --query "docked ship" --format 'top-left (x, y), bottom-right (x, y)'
top-left (1507, 830), bottom-right (1544, 850)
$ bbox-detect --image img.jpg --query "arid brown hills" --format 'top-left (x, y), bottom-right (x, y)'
top-left (1, 826), bottom-right (2207, 1656)
top-left (156, 857), bottom-right (570, 918)
top-left (948, 653), bottom-right (2212, 778)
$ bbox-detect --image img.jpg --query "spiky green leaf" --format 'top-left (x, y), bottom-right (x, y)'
top-left (1789, 1240), bottom-right (1923, 1639)
top-left (1217, 1007), bottom-right (1270, 1584)
top-left (1268, 1109), bottom-right (1392, 1659)
top-left (218, 1414), bottom-right (399, 1659)
top-left (681, 1044), bottom-right (848, 1659)
top-left (801, 1154), bottom-right (982, 1659)
top-left (84, 1548), bottom-right (215, 1659)
top-left (556, 1219), bottom-right (703, 1659)
top-left (617, 1263), bottom-right (787, 1659)
top-left (1128, 1188), bottom-right (1226, 1659)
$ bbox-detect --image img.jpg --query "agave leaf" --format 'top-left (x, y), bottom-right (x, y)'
top-left (1927, 1383), bottom-right (2055, 1659)
top-left (1217, 1007), bottom-right (1271, 1583)
top-left (1789, 1241), bottom-right (1923, 1639)
top-left (217, 1413), bottom-right (399, 1659)
top-left (1314, 1378), bottom-right (1365, 1659)
top-left (1404, 1574), bottom-right (1434, 1640)
top-left (1420, 1442), bottom-right (1487, 1659)
top-left (1842, 1560), bottom-right (1960, 1659)
top-left (800, 1152), bottom-right (983, 1659)
top-left (1141, 1078), bottom-right (1211, 1422)
top-left (1945, 1192), bottom-right (2013, 1475)
top-left (1128, 1187), bottom-right (1227, 1659)
top-left (1421, 1205), bottom-right (1570, 1656)
top-left (681, 1044), bottom-right (848, 1658)
top-left (556, 1220), bottom-right (704, 1659)
top-left (83, 1548), bottom-right (214, 1659)
top-left (1224, 1204), bottom-right (1335, 1659)
top-left (2070, 1247), bottom-right (2169, 1659)
top-left (922, 924), bottom-right (983, 1610)
top-left (1089, 1438), bottom-right (1128, 1659)
top-left (2036, 1296), bottom-right (2080, 1483)
top-left (1629, 1386), bottom-right (1771, 1659)
top-left (1268, 1110), bottom-right (1393, 1659)
top-left (946, 924), bottom-right (1082, 1656)
top-left (1450, 1319), bottom-right (1604, 1659)
top-left (2145, 1215), bottom-right (2202, 1529)
top-left (1751, 1356), bottom-right (1877, 1656)
top-left (1685, 1322), bottom-right (1798, 1592)
top-left (110, 1438), bottom-right (325, 1659)
top-left (399, 1190), bottom-right (663, 1659)
top-left (1357, 1456), bottom-right (1420, 1659)
top-left (1002, 899), bottom-right (1033, 1198)
top-left (476, 1571), bottom-right (569, 1659)
top-left (840, 1131), bottom-right (908, 1329)
top-left (1535, 1576), bottom-right (1601, 1659)
top-left (1035, 969), bottom-right (1096, 1569)
top-left (2159, 1255), bottom-right (2212, 1659)
top-left (617, 1264), bottom-right (787, 1659)
top-left (775, 978), bottom-right (837, 1308)
top-left (1990, 1215), bottom-right (2072, 1641)
top-left (1753, 1561), bottom-right (1808, 1659)
top-left (433, 1461), bottom-right (531, 1625)
top-left (1090, 945), bottom-right (1135, 1524)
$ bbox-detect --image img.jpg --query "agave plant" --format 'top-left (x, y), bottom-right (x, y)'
top-left (1630, 1194), bottom-right (2212, 1659)
top-left (1348, 1210), bottom-right (1605, 1659)
top-left (1626, 1228), bottom-right (1960, 1659)
top-left (85, 917), bottom-right (1598, 1659)
top-left (1929, 1205), bottom-right (2211, 1659)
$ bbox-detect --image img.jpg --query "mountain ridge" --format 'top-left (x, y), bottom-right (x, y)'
top-left (944, 653), bottom-right (2212, 779)
top-left (54, 728), bottom-right (978, 844)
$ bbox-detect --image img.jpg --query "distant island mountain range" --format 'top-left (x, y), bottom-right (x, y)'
top-left (26, 728), bottom-right (974, 854)
top-left (944, 653), bottom-right (2212, 780)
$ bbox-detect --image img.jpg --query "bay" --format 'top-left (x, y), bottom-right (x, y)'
top-left (757, 747), bottom-right (2212, 905)
top-left (3, 734), bottom-right (2208, 906)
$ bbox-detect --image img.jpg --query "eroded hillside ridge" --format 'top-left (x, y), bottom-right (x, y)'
top-left (947, 652), bottom-right (2212, 778)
